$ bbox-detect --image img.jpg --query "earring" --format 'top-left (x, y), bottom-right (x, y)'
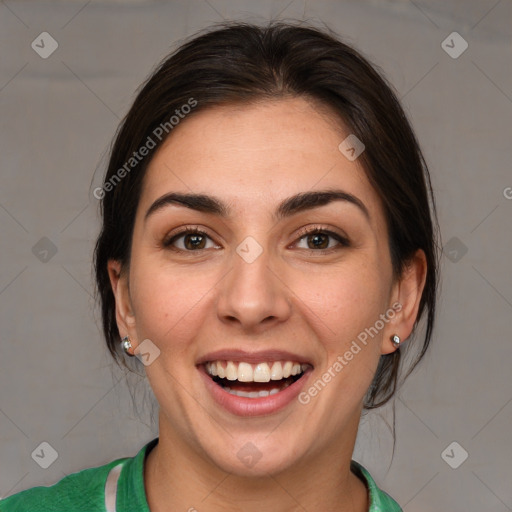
top-left (391, 334), bottom-right (401, 349)
top-left (121, 336), bottom-right (135, 357)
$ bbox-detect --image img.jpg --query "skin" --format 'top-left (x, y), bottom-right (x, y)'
top-left (108, 97), bottom-right (427, 511)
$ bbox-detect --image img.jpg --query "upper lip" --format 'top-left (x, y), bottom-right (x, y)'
top-left (196, 349), bottom-right (313, 366)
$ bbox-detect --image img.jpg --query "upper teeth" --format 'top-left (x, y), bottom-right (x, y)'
top-left (205, 361), bottom-right (305, 382)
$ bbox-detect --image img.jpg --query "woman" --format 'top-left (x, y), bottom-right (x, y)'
top-left (1, 21), bottom-right (438, 511)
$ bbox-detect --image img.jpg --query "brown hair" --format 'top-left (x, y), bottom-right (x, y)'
top-left (93, 21), bottom-right (439, 409)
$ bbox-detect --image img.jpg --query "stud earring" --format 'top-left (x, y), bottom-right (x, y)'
top-left (391, 334), bottom-right (401, 349)
top-left (121, 336), bottom-right (135, 357)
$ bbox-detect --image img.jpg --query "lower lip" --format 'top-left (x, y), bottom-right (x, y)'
top-left (198, 366), bottom-right (311, 417)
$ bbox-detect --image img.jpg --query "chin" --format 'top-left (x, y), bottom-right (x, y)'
top-left (196, 429), bottom-right (309, 478)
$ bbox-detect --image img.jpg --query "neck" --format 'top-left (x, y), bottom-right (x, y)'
top-left (144, 418), bottom-right (368, 512)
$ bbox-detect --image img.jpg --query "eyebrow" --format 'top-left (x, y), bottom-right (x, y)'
top-left (144, 189), bottom-right (370, 223)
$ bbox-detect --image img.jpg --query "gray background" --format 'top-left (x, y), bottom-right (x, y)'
top-left (1, 0), bottom-right (511, 509)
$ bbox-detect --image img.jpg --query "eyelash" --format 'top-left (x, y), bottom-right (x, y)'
top-left (162, 225), bottom-right (350, 254)
top-left (294, 226), bottom-right (350, 253)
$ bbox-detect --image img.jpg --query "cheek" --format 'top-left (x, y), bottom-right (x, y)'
top-left (294, 262), bottom-right (390, 342)
top-left (128, 258), bottom-right (216, 355)
top-left (293, 264), bottom-right (391, 405)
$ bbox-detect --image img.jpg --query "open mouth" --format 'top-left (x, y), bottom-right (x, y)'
top-left (204, 360), bottom-right (310, 398)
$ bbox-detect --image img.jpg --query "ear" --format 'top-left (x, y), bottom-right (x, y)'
top-left (107, 259), bottom-right (138, 349)
top-left (381, 249), bottom-right (428, 355)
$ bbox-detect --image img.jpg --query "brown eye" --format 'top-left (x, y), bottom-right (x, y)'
top-left (182, 233), bottom-right (207, 250)
top-left (306, 232), bottom-right (330, 249)
top-left (164, 228), bottom-right (218, 252)
top-left (294, 227), bottom-right (350, 252)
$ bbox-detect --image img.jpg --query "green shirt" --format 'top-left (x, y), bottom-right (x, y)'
top-left (1, 438), bottom-right (402, 511)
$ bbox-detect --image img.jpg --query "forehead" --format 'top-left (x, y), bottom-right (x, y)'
top-left (139, 97), bottom-right (384, 224)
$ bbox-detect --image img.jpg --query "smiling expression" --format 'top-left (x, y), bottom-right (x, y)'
top-left (108, 96), bottom-right (420, 476)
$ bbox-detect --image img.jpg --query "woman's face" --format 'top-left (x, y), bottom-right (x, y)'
top-left (109, 97), bottom-right (423, 476)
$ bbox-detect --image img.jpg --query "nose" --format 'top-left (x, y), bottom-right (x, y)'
top-left (216, 243), bottom-right (292, 333)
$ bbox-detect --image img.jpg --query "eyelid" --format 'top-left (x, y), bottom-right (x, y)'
top-left (162, 225), bottom-right (218, 248)
top-left (292, 225), bottom-right (350, 247)
top-left (162, 224), bottom-right (350, 252)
